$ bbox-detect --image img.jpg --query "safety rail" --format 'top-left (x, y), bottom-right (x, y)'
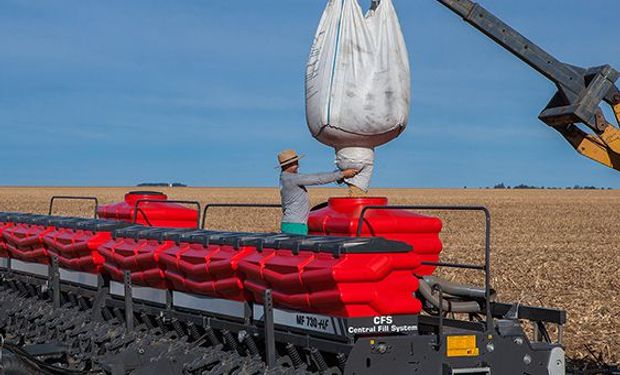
top-left (132, 199), bottom-right (202, 229)
top-left (355, 205), bottom-right (493, 332)
top-left (48, 196), bottom-right (99, 218)
top-left (201, 203), bottom-right (281, 229)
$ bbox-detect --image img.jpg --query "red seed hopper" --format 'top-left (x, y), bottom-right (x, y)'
top-left (309, 197), bottom-right (443, 275)
top-left (2, 214), bottom-right (57, 264)
top-left (102, 224), bottom-right (424, 317)
top-left (160, 232), bottom-right (277, 301)
top-left (97, 191), bottom-right (198, 229)
top-left (238, 234), bottom-right (422, 317)
top-left (43, 219), bottom-right (131, 273)
top-left (0, 213), bottom-right (19, 260)
top-left (98, 226), bottom-right (197, 289)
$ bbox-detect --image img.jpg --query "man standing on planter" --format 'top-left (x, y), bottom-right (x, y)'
top-left (278, 149), bottom-right (358, 235)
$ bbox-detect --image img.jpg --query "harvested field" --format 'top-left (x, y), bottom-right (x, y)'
top-left (0, 186), bottom-right (618, 360)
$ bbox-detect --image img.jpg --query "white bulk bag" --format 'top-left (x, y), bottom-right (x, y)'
top-left (305, 0), bottom-right (410, 149)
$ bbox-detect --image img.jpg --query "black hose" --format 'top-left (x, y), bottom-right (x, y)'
top-left (423, 276), bottom-right (496, 300)
top-left (418, 278), bottom-right (482, 313)
top-left (1, 353), bottom-right (44, 375)
top-left (2, 344), bottom-right (99, 375)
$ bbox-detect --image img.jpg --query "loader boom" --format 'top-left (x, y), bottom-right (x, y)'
top-left (436, 0), bottom-right (620, 171)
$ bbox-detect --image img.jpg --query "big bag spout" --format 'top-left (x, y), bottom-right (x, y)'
top-left (335, 147), bottom-right (375, 192)
top-left (305, 0), bottom-right (411, 149)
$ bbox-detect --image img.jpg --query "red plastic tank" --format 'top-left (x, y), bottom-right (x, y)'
top-left (44, 220), bottom-right (130, 273)
top-left (308, 197), bottom-right (443, 276)
top-left (0, 227), bottom-right (10, 259)
top-left (0, 215), bottom-right (14, 259)
top-left (238, 236), bottom-right (423, 317)
top-left (161, 244), bottom-right (252, 301)
top-left (98, 227), bottom-right (178, 288)
top-left (160, 232), bottom-right (272, 301)
top-left (96, 191), bottom-right (198, 229)
top-left (3, 215), bottom-right (54, 264)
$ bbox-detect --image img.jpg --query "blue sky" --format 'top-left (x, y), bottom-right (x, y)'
top-left (1, 0), bottom-right (619, 188)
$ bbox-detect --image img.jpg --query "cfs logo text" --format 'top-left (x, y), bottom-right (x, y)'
top-left (373, 316), bottom-right (393, 325)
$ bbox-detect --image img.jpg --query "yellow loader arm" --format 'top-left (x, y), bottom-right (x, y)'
top-left (437, 0), bottom-right (620, 173)
top-left (559, 104), bottom-right (620, 171)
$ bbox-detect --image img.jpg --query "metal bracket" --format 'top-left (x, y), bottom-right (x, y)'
top-left (50, 257), bottom-right (60, 308)
top-left (263, 289), bottom-right (276, 368)
top-left (244, 301), bottom-right (253, 326)
top-left (166, 290), bottom-right (173, 311)
top-left (433, 284), bottom-right (444, 351)
top-left (92, 286), bottom-right (109, 322)
top-left (124, 271), bottom-right (134, 331)
top-left (503, 303), bottom-right (520, 320)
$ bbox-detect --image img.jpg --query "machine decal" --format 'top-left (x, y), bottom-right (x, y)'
top-left (446, 335), bottom-right (479, 357)
top-left (347, 315), bottom-right (418, 335)
top-left (254, 305), bottom-right (341, 335)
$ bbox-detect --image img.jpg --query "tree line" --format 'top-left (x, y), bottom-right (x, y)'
top-left (481, 183), bottom-right (614, 190)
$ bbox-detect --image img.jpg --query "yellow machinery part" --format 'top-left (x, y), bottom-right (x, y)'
top-left (600, 124), bottom-right (620, 155)
top-left (559, 125), bottom-right (620, 171)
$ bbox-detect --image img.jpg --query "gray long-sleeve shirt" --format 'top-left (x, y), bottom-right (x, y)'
top-left (280, 171), bottom-right (342, 224)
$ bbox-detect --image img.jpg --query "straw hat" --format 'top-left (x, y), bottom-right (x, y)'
top-left (277, 149), bottom-right (304, 168)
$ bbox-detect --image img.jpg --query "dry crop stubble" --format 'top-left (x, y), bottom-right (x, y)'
top-left (0, 186), bottom-right (618, 359)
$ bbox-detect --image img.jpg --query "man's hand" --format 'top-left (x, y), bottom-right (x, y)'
top-left (341, 169), bottom-right (359, 179)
